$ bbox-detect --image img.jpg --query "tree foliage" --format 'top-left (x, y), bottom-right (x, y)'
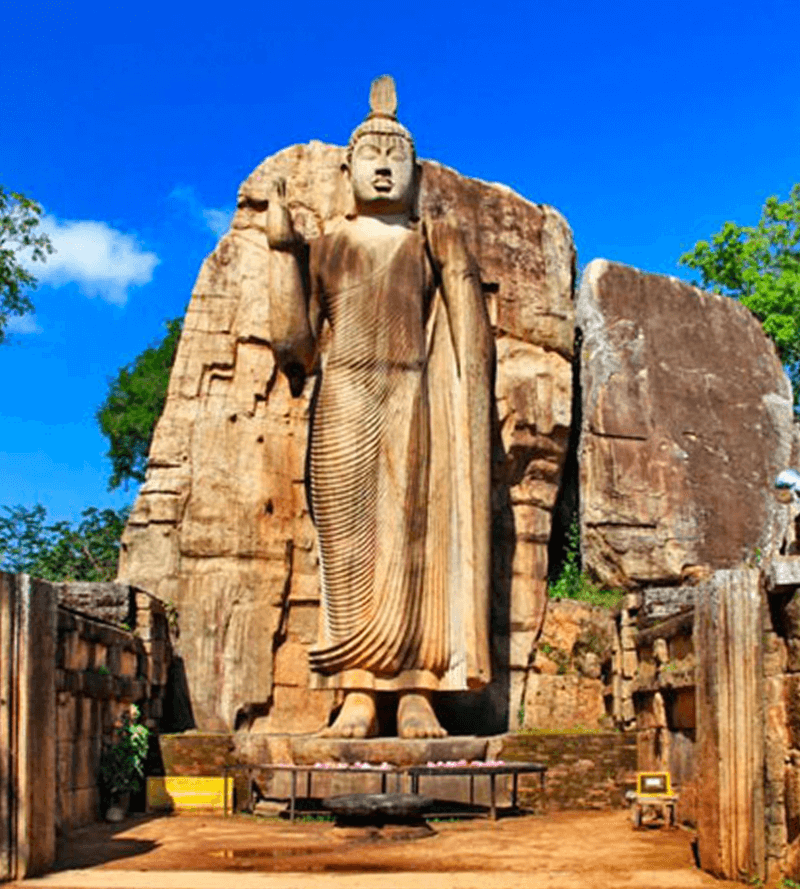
top-left (679, 184), bottom-right (800, 399)
top-left (0, 503), bottom-right (129, 581)
top-left (97, 318), bottom-right (182, 490)
top-left (0, 186), bottom-right (53, 343)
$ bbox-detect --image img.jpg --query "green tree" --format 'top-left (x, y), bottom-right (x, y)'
top-left (0, 503), bottom-right (129, 581)
top-left (0, 187), bottom-right (53, 343)
top-left (97, 318), bottom-right (182, 489)
top-left (679, 184), bottom-right (800, 400)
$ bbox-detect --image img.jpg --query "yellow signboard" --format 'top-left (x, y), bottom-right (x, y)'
top-left (146, 776), bottom-right (233, 812)
top-left (636, 772), bottom-right (672, 797)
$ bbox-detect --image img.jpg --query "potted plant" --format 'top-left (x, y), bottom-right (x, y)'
top-left (100, 704), bottom-right (150, 822)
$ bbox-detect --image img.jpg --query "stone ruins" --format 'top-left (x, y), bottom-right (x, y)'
top-left (5, 74), bottom-right (800, 884)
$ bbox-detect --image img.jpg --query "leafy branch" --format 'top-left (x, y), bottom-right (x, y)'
top-left (97, 317), bottom-right (182, 489)
top-left (0, 503), bottom-right (130, 581)
top-left (0, 186), bottom-right (53, 343)
top-left (680, 183), bottom-right (800, 402)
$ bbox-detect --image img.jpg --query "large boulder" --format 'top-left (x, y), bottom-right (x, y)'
top-left (118, 142), bottom-right (575, 732)
top-left (578, 259), bottom-right (794, 588)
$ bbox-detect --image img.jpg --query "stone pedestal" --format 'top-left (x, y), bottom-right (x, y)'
top-left (235, 734), bottom-right (511, 809)
top-left (290, 735), bottom-right (488, 766)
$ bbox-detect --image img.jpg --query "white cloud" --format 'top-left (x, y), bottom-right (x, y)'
top-left (30, 216), bottom-right (159, 306)
top-left (202, 207), bottom-right (234, 237)
top-left (170, 186), bottom-right (234, 238)
top-left (5, 315), bottom-right (42, 335)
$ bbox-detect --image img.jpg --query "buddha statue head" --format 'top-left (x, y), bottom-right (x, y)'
top-left (346, 76), bottom-right (419, 218)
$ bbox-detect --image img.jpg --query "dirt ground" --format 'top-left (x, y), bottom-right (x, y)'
top-left (15, 810), bottom-right (743, 889)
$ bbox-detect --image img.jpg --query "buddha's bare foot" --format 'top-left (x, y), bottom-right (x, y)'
top-left (319, 691), bottom-right (377, 738)
top-left (397, 691), bottom-right (447, 739)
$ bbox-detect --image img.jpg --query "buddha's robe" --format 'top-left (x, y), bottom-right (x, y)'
top-left (276, 217), bottom-right (492, 691)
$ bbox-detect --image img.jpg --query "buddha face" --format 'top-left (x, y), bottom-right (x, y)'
top-left (349, 133), bottom-right (416, 216)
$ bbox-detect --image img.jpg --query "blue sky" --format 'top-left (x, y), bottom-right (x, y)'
top-left (1, 0), bottom-right (798, 522)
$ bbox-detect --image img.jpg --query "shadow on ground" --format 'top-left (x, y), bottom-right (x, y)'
top-left (55, 815), bottom-right (161, 870)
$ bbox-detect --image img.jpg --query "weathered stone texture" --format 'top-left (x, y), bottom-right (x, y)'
top-left (627, 601), bottom-right (698, 824)
top-left (578, 260), bottom-right (794, 588)
top-left (639, 585), bottom-right (697, 626)
top-left (56, 582), bottom-right (134, 627)
top-left (118, 143), bottom-right (575, 732)
top-left (157, 733), bottom-right (235, 777)
top-left (522, 674), bottom-right (605, 730)
top-left (1, 573), bottom-right (172, 868)
top-left (501, 732), bottom-right (636, 811)
top-left (0, 574), bottom-right (56, 879)
top-left (694, 568), bottom-right (765, 880)
top-left (519, 599), bottom-right (615, 731)
top-left (53, 590), bottom-right (172, 832)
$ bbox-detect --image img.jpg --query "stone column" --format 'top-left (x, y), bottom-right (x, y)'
top-left (695, 568), bottom-right (765, 881)
top-left (0, 573), bottom-right (56, 879)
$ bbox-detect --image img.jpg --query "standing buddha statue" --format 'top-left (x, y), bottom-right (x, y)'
top-left (266, 75), bottom-right (493, 738)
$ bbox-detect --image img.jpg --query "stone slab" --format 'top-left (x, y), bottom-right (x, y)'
top-left (56, 582), bottom-right (134, 628)
top-left (158, 733), bottom-right (236, 776)
top-left (323, 792), bottom-right (433, 821)
top-left (640, 586), bottom-right (697, 627)
top-left (765, 556), bottom-right (800, 593)
top-left (290, 736), bottom-right (488, 766)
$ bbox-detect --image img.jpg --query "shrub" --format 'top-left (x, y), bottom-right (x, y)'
top-left (548, 520), bottom-right (623, 608)
top-left (100, 705), bottom-right (149, 796)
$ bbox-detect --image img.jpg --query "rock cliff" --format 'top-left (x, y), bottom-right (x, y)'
top-left (577, 259), bottom-right (794, 588)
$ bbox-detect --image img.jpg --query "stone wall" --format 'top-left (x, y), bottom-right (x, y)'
top-left (119, 142), bottom-right (576, 734)
top-left (630, 605), bottom-right (697, 826)
top-left (671, 546), bottom-right (800, 882)
top-left (501, 732), bottom-right (636, 811)
top-left (763, 553), bottom-right (800, 881)
top-left (0, 573), bottom-right (173, 850)
top-left (518, 598), bottom-right (615, 732)
top-left (55, 588), bottom-right (171, 831)
top-left (154, 728), bottom-right (634, 814)
top-left (618, 559), bottom-right (800, 874)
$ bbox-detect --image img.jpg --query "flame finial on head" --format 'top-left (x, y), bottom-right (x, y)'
top-left (348, 75), bottom-right (414, 157)
top-left (369, 75), bottom-right (398, 119)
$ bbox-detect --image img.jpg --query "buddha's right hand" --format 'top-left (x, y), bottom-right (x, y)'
top-left (267, 177), bottom-right (297, 249)
top-left (269, 177), bottom-right (287, 203)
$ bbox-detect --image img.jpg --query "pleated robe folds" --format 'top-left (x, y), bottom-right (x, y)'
top-left (282, 218), bottom-right (492, 692)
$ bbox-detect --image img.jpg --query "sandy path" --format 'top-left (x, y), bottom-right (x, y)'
top-left (15, 810), bottom-right (742, 889)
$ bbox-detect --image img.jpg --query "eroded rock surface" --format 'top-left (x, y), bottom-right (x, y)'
top-left (118, 143), bottom-right (575, 731)
top-left (521, 598), bottom-right (615, 731)
top-left (578, 259), bottom-right (794, 589)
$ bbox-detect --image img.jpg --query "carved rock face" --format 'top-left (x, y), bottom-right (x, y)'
top-left (578, 259), bottom-right (794, 589)
top-left (118, 143), bottom-right (575, 732)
